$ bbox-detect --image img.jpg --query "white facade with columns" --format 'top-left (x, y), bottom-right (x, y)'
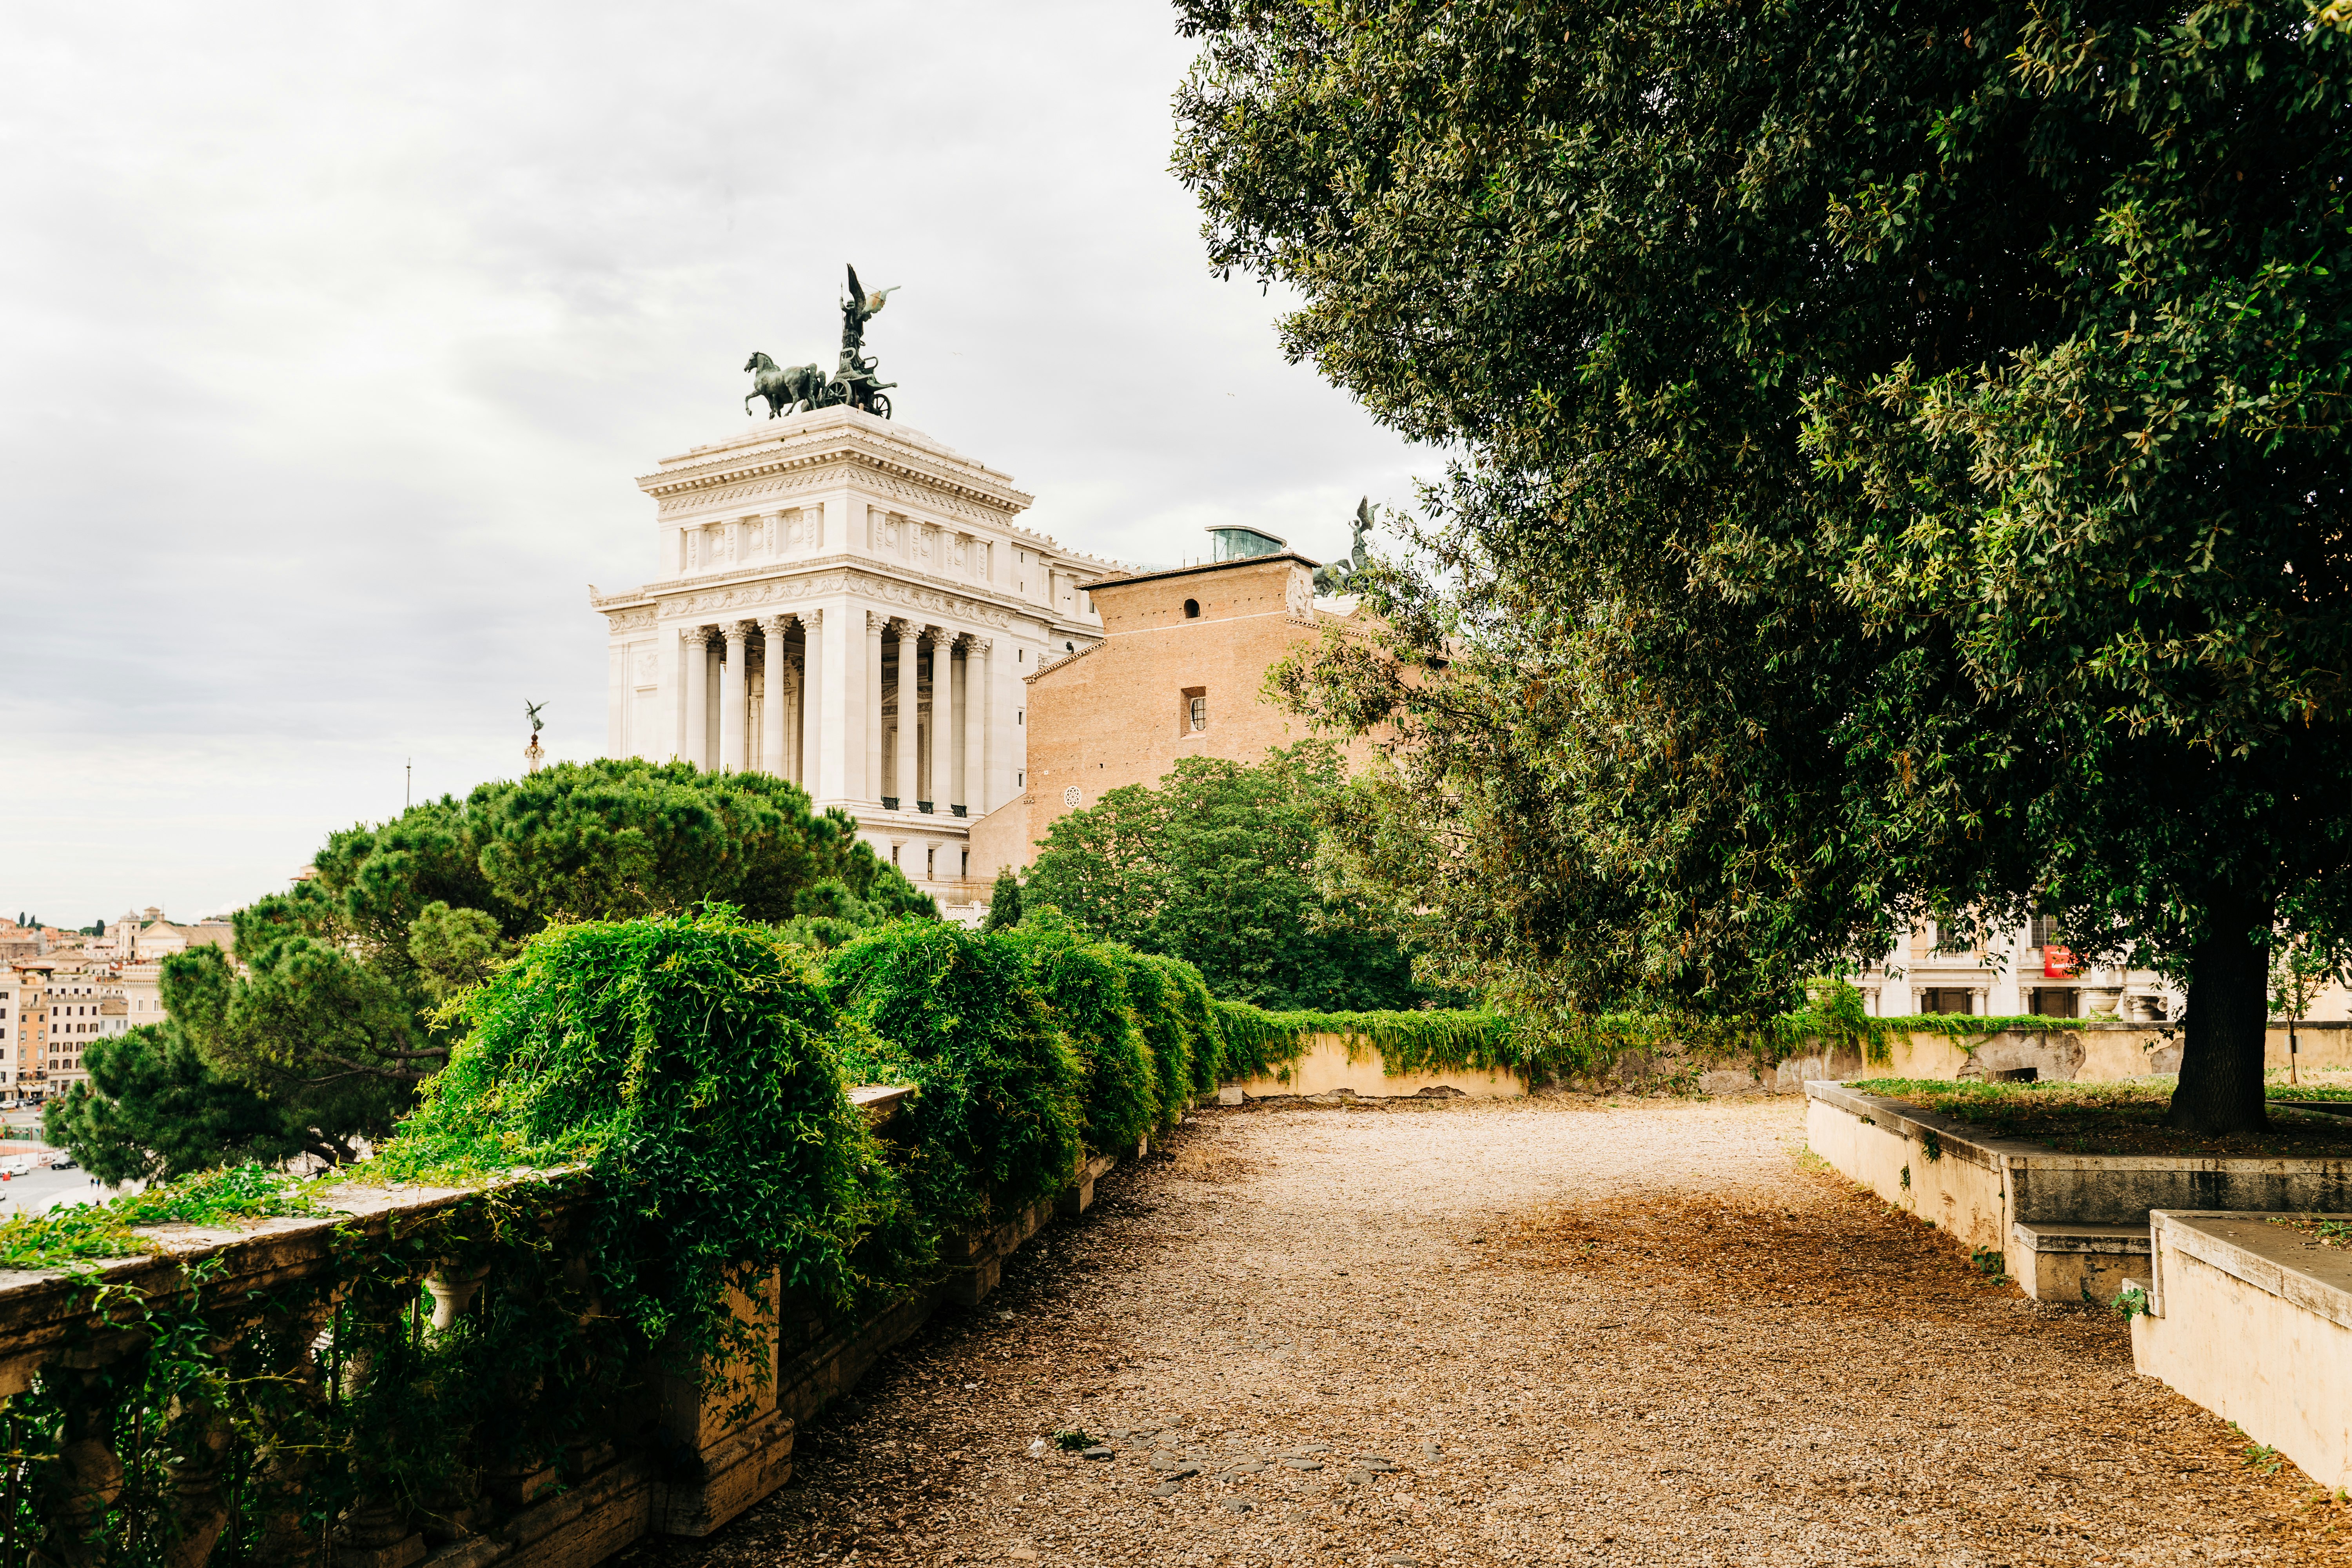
top-left (589, 407), bottom-right (1115, 914)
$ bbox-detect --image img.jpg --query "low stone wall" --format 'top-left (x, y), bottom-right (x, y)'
top-left (1223, 1033), bottom-right (1520, 1101)
top-left (0, 1107), bottom-right (1128, 1568)
top-left (2129, 1211), bottom-right (2352, 1491)
top-left (1805, 1082), bottom-right (2352, 1302)
top-left (1857, 1020), bottom-right (2352, 1084)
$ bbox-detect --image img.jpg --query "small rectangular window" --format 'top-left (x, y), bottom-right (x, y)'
top-left (1190, 696), bottom-right (1208, 731)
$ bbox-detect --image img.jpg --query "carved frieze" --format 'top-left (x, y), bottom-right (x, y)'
top-left (604, 607), bottom-right (656, 633)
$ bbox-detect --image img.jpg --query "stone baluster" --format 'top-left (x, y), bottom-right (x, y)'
top-left (332, 1269), bottom-right (432, 1568)
top-left (162, 1387), bottom-right (238, 1568)
top-left (29, 1333), bottom-right (139, 1568)
top-left (246, 1295), bottom-right (334, 1568)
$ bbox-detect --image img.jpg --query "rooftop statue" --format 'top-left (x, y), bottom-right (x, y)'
top-left (1311, 498), bottom-right (1376, 595)
top-left (745, 263), bottom-right (900, 421)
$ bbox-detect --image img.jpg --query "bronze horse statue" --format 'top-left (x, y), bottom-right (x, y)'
top-left (744, 352), bottom-right (828, 419)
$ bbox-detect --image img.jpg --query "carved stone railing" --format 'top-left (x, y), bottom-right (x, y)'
top-left (0, 1087), bottom-right (1123, 1568)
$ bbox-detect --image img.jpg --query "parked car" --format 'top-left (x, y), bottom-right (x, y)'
top-left (53, 1160), bottom-right (77, 1171)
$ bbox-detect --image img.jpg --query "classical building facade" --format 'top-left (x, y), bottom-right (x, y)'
top-left (1858, 917), bottom-right (2186, 1021)
top-left (591, 408), bottom-right (1116, 911)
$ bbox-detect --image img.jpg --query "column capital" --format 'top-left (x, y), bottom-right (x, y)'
top-left (866, 610), bottom-right (886, 635)
top-left (722, 620), bottom-right (751, 643)
top-left (757, 613), bottom-right (791, 637)
top-left (682, 622), bottom-right (716, 645)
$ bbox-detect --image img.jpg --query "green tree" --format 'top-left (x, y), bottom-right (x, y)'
top-left (1174, 0), bottom-right (2352, 1130)
top-left (42, 1022), bottom-right (324, 1182)
top-left (1024, 742), bottom-right (1434, 1009)
top-left (980, 867), bottom-right (1025, 933)
top-left (62, 760), bottom-right (938, 1176)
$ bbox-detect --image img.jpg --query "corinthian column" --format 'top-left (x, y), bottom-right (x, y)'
top-left (683, 624), bottom-right (713, 771)
top-left (802, 609), bottom-right (824, 791)
top-left (865, 611), bottom-right (886, 804)
top-left (759, 615), bottom-right (790, 777)
top-left (890, 619), bottom-right (918, 807)
top-left (719, 622), bottom-right (749, 772)
top-left (962, 636), bottom-right (989, 816)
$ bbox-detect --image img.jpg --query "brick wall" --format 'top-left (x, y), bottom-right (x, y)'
top-left (965, 553), bottom-right (1373, 883)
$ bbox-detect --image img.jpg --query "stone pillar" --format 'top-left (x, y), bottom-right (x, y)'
top-left (890, 619), bottom-right (918, 807)
top-left (683, 625), bottom-right (713, 771)
top-left (916, 629), bottom-right (935, 808)
top-left (719, 623), bottom-right (749, 772)
top-left (974, 638), bottom-right (997, 814)
top-left (802, 610), bottom-right (824, 791)
top-left (961, 636), bottom-right (987, 816)
top-left (865, 612), bottom-right (886, 805)
top-left (759, 616), bottom-right (790, 777)
top-left (1969, 985), bottom-right (1989, 1016)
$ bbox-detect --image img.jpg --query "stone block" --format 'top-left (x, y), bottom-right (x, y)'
top-left (1216, 1086), bottom-right (1245, 1106)
top-left (2009, 1221), bottom-right (2150, 1302)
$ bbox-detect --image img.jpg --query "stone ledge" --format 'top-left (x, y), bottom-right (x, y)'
top-left (2141, 1210), bottom-right (2352, 1331)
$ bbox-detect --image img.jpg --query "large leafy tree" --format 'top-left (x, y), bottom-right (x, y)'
top-left (1175, 0), bottom-right (2352, 1129)
top-left (1023, 742), bottom-right (1438, 1009)
top-left (51, 760), bottom-right (936, 1172)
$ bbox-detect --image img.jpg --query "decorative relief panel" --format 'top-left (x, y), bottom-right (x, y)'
top-left (652, 463), bottom-right (852, 516)
top-left (604, 607), bottom-right (657, 633)
top-left (634, 647), bottom-right (660, 684)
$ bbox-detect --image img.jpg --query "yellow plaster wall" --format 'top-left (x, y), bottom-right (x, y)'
top-left (1805, 1094), bottom-right (2008, 1256)
top-left (2132, 1228), bottom-right (2352, 1492)
top-left (1226, 1034), bottom-right (1520, 1100)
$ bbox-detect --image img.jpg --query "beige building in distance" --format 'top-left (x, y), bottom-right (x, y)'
top-left (593, 408), bottom-right (1117, 914)
top-left (967, 526), bottom-right (1369, 887)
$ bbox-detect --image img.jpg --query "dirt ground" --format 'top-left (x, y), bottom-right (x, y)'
top-left (613, 1096), bottom-right (2352, 1566)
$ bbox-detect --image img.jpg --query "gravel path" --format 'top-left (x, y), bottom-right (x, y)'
top-left (619, 1096), bottom-right (2351, 1566)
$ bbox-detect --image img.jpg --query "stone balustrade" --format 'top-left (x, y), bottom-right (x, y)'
top-left (0, 1086), bottom-right (1114, 1568)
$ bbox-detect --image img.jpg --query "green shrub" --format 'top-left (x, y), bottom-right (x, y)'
top-left (1111, 949), bottom-right (1196, 1136)
top-left (1009, 916), bottom-right (1161, 1156)
top-left (384, 906), bottom-right (896, 1348)
top-left (1149, 953), bottom-right (1230, 1094)
top-left (824, 922), bottom-right (1085, 1234)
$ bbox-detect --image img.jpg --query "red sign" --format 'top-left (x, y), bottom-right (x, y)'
top-left (2043, 944), bottom-right (2081, 979)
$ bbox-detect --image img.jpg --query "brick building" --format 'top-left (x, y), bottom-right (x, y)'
top-left (966, 534), bottom-right (1369, 895)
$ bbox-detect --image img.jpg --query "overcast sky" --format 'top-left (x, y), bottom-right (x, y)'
top-left (0, 3), bottom-right (1425, 926)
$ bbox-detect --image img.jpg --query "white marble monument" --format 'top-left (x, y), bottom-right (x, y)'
top-left (591, 407), bottom-right (1115, 913)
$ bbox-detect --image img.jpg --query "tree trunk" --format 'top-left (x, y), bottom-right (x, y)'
top-left (2165, 904), bottom-right (2270, 1135)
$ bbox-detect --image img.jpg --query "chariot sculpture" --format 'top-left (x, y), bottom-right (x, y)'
top-left (746, 263), bottom-right (900, 420)
top-left (1312, 498), bottom-right (1377, 595)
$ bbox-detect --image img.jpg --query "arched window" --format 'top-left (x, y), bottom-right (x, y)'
top-left (1183, 599), bottom-right (1200, 619)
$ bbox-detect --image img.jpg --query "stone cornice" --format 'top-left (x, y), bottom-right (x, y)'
top-left (611, 554), bottom-right (1061, 628)
top-left (634, 412), bottom-right (1120, 572)
top-left (625, 565), bottom-right (1047, 635)
top-left (638, 411), bottom-right (1033, 520)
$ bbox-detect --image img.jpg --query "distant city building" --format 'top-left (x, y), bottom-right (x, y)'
top-left (593, 409), bottom-right (1117, 916)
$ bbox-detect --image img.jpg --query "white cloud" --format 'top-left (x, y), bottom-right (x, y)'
top-left (0, 1), bottom-right (1425, 921)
